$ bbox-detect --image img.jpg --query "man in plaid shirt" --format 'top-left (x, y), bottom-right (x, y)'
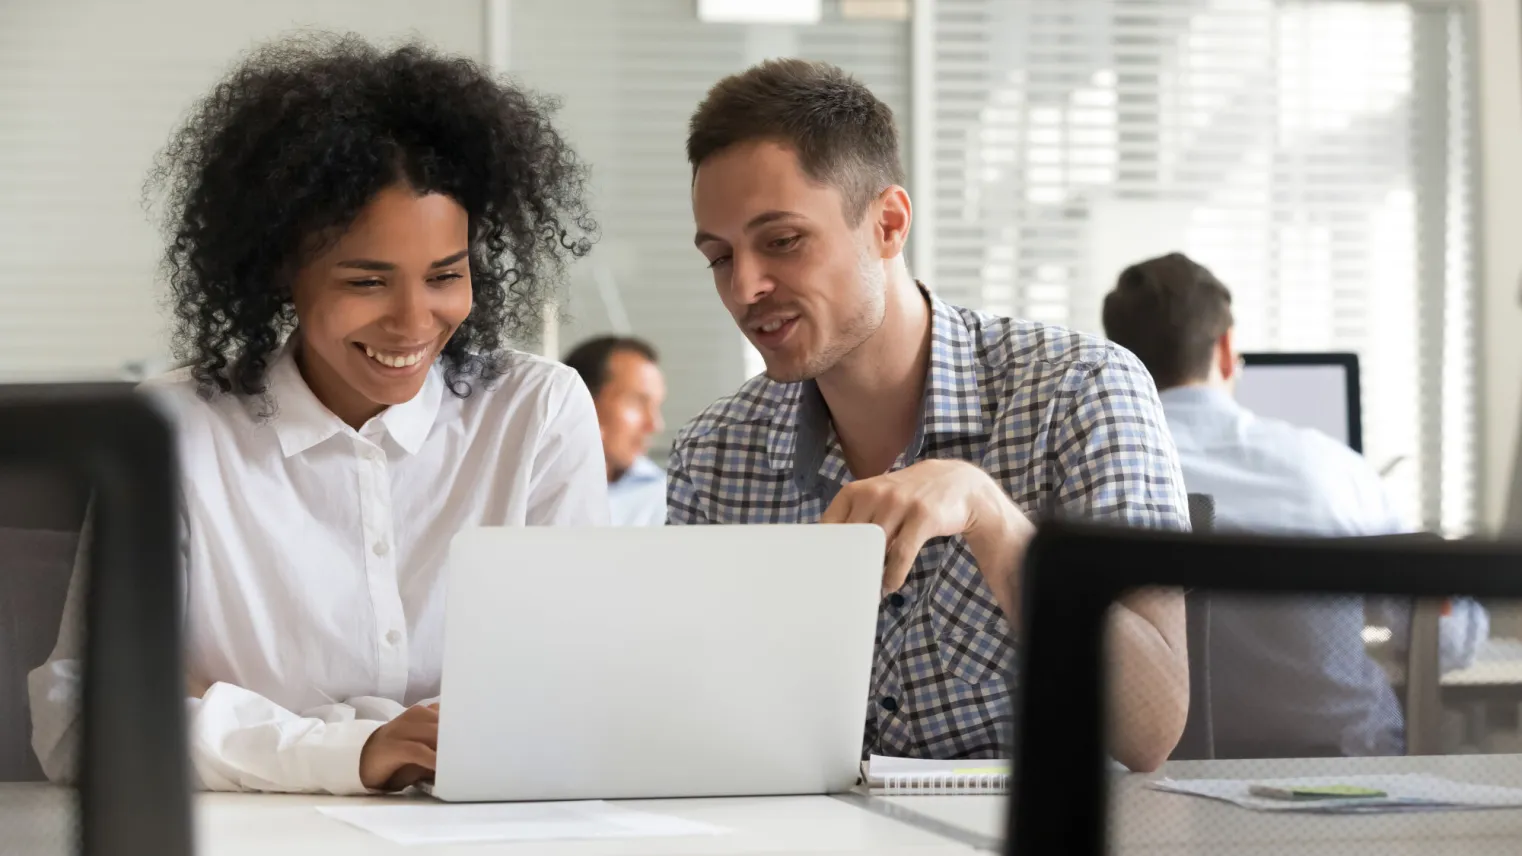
top-left (671, 59), bottom-right (1191, 772)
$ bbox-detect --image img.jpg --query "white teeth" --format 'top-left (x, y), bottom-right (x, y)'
top-left (760, 319), bottom-right (785, 333)
top-left (362, 345), bottom-right (427, 369)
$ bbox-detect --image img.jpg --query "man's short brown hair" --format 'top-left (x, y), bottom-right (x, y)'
top-left (1101, 253), bottom-right (1235, 390)
top-left (563, 335), bottom-right (658, 398)
top-left (686, 58), bottom-right (905, 223)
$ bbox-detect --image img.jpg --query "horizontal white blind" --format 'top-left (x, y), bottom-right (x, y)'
top-left (0, 0), bottom-right (487, 382)
top-left (508, 0), bottom-right (910, 460)
top-left (929, 0), bottom-right (1476, 532)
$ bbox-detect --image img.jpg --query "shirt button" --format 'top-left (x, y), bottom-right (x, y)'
top-left (889, 593), bottom-right (906, 609)
top-left (373, 541), bottom-right (390, 557)
top-left (385, 629), bottom-right (402, 646)
top-left (880, 696), bottom-right (899, 713)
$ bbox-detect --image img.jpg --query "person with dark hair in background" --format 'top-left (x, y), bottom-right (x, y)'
top-left (1102, 252), bottom-right (1487, 758)
top-left (670, 59), bottom-right (1192, 772)
top-left (29, 32), bottom-right (604, 794)
top-left (563, 335), bottom-right (668, 525)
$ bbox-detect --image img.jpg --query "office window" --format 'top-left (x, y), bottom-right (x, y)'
top-left (506, 0), bottom-right (910, 461)
top-left (927, 0), bottom-right (1477, 532)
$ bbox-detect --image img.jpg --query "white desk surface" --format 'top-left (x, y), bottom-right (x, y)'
top-left (8, 755), bottom-right (1521, 855)
top-left (1445, 638), bottom-right (1522, 687)
top-left (1380, 637), bottom-right (1522, 688)
top-left (0, 784), bottom-right (978, 856)
top-left (880, 753), bottom-right (1522, 853)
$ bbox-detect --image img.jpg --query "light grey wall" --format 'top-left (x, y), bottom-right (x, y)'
top-left (0, 0), bottom-right (487, 381)
top-left (504, 0), bottom-right (911, 460)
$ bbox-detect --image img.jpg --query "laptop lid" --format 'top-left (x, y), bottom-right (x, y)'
top-left (433, 524), bottom-right (883, 802)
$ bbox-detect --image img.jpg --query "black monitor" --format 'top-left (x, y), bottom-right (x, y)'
top-left (1006, 521), bottom-right (1522, 856)
top-left (1237, 352), bottom-right (1362, 452)
top-left (0, 386), bottom-right (191, 856)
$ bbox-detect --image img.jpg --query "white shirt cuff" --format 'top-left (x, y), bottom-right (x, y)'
top-left (305, 718), bottom-right (387, 795)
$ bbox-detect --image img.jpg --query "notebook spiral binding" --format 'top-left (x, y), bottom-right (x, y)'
top-left (879, 771), bottom-right (1011, 795)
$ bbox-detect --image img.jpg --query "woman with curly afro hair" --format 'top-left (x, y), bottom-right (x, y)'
top-left (30, 33), bottom-right (608, 795)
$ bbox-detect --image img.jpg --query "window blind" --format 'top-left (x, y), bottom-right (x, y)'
top-left (0, 0), bottom-right (487, 382)
top-left (927, 0), bottom-right (1478, 533)
top-left (506, 0), bottom-right (910, 462)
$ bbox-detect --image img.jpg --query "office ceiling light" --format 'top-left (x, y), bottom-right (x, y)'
top-left (697, 0), bottom-right (822, 24)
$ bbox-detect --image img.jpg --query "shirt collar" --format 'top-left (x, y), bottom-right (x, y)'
top-left (612, 456), bottom-right (665, 488)
top-left (775, 285), bottom-right (988, 490)
top-left (1158, 384), bottom-right (1241, 415)
top-left (263, 337), bottom-right (444, 458)
top-left (920, 290), bottom-right (987, 439)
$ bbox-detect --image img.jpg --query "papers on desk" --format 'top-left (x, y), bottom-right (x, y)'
top-left (317, 800), bottom-right (728, 845)
top-left (1149, 774), bottom-right (1522, 814)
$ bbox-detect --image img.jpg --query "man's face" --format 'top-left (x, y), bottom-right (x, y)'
top-left (595, 350), bottom-right (666, 480)
top-left (692, 140), bottom-right (886, 383)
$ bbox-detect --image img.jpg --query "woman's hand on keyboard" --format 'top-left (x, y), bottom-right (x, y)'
top-left (359, 702), bottom-right (440, 791)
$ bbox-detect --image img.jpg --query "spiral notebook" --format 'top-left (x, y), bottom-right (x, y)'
top-left (862, 755), bottom-right (1011, 795)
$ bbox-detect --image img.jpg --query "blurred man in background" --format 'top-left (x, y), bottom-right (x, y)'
top-left (564, 335), bottom-right (668, 526)
top-left (1103, 252), bottom-right (1486, 758)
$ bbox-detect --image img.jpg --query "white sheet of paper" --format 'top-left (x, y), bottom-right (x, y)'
top-left (1148, 774), bottom-right (1522, 814)
top-left (317, 800), bottom-right (729, 845)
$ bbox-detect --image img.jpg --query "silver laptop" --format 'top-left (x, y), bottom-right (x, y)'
top-left (428, 524), bottom-right (884, 802)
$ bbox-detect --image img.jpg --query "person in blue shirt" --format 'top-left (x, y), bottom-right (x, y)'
top-left (1102, 251), bottom-right (1487, 758)
top-left (564, 336), bottom-right (668, 526)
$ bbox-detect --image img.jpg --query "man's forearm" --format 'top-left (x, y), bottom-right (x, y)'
top-left (964, 473), bottom-right (1041, 629)
top-left (965, 506), bottom-right (1029, 629)
top-left (1105, 591), bottom-right (1189, 772)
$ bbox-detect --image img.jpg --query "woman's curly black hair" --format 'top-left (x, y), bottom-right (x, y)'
top-left (148, 31), bottom-right (597, 399)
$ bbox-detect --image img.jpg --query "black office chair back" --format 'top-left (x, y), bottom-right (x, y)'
top-left (1173, 494), bottom-right (1215, 760)
top-left (1186, 493), bottom-right (1215, 532)
top-left (0, 386), bottom-right (100, 781)
top-left (0, 464), bottom-right (89, 781)
top-left (0, 388), bottom-right (191, 856)
top-left (1008, 522), bottom-right (1522, 856)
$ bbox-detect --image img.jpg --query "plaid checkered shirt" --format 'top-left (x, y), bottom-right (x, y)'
top-left (666, 290), bottom-right (1190, 759)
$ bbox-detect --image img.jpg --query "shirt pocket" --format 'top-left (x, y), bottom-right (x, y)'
top-left (933, 624), bottom-right (1015, 688)
top-left (924, 537), bottom-right (1013, 686)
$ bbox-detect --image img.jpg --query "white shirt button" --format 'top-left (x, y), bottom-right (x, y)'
top-left (385, 629), bottom-right (402, 646)
top-left (373, 541), bottom-right (390, 557)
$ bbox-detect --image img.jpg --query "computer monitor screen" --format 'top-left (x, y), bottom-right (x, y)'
top-left (1236, 353), bottom-right (1362, 452)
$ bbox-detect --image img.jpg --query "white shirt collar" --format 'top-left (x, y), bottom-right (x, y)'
top-left (262, 337), bottom-right (444, 458)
